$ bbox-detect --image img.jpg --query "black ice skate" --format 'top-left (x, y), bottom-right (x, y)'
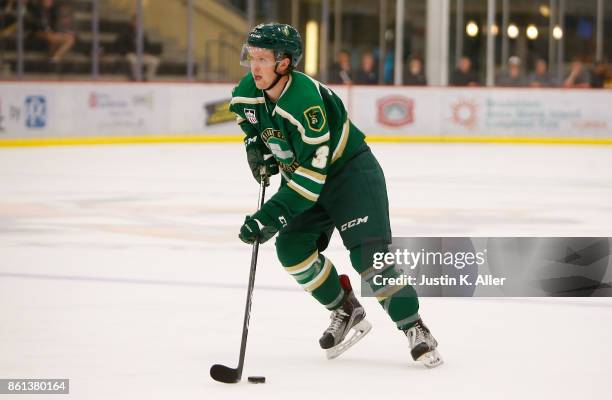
top-left (319, 275), bottom-right (372, 360)
top-left (404, 318), bottom-right (443, 368)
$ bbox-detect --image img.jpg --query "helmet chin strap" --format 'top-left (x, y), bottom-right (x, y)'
top-left (264, 62), bottom-right (287, 92)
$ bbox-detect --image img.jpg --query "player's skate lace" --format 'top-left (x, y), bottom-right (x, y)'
top-left (320, 276), bottom-right (370, 352)
top-left (326, 308), bottom-right (349, 335)
top-left (408, 321), bottom-right (429, 345)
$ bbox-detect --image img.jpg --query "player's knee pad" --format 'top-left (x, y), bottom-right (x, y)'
top-left (275, 232), bottom-right (329, 290)
top-left (275, 232), bottom-right (318, 267)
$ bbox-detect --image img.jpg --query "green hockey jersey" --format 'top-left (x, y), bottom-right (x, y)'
top-left (229, 71), bottom-right (366, 227)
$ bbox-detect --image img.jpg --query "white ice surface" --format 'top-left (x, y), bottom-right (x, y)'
top-left (1, 143), bottom-right (611, 399)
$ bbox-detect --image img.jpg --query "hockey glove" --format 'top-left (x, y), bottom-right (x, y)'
top-left (245, 135), bottom-right (279, 183)
top-left (239, 212), bottom-right (279, 244)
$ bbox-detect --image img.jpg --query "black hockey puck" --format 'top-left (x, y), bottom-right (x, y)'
top-left (248, 376), bottom-right (266, 384)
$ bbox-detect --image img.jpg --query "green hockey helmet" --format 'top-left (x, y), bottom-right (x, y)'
top-left (240, 23), bottom-right (303, 69)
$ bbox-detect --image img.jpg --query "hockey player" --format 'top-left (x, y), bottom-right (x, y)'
top-left (230, 22), bottom-right (442, 367)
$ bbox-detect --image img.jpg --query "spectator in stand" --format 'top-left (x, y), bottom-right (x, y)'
top-left (590, 60), bottom-right (607, 88)
top-left (497, 56), bottom-right (527, 87)
top-left (1, 0), bottom-right (18, 32)
top-left (353, 51), bottom-right (378, 85)
top-left (528, 58), bottom-right (556, 87)
top-left (403, 56), bottom-right (426, 86)
top-left (55, 2), bottom-right (73, 31)
top-left (450, 56), bottom-right (479, 86)
top-left (328, 49), bottom-right (352, 84)
top-left (1, 0), bottom-right (35, 32)
top-left (31, 0), bottom-right (75, 63)
top-left (114, 15), bottom-right (160, 81)
top-left (563, 57), bottom-right (590, 88)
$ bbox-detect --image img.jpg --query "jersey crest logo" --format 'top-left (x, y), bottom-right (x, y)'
top-left (268, 137), bottom-right (295, 164)
top-left (261, 128), bottom-right (299, 172)
top-left (304, 105), bottom-right (326, 132)
top-left (245, 108), bottom-right (258, 124)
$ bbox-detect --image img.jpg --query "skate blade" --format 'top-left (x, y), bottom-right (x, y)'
top-left (326, 319), bottom-right (372, 360)
top-left (417, 349), bottom-right (443, 368)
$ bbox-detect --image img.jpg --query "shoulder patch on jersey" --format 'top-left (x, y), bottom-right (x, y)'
top-left (304, 105), bottom-right (326, 132)
top-left (245, 108), bottom-right (258, 124)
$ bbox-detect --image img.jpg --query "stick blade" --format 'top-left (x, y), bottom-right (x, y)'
top-left (210, 364), bottom-right (241, 383)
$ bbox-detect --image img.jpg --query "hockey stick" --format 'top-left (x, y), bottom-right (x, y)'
top-left (210, 168), bottom-right (268, 384)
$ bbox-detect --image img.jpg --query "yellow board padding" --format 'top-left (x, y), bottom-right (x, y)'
top-left (1, 134), bottom-right (612, 147)
top-left (0, 135), bottom-right (243, 147)
top-left (367, 136), bottom-right (612, 145)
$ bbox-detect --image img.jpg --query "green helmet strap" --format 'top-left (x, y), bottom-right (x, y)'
top-left (264, 63), bottom-right (286, 91)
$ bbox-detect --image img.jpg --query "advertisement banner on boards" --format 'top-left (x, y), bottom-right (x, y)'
top-left (1, 82), bottom-right (611, 140)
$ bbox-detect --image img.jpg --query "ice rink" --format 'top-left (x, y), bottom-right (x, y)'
top-left (1, 142), bottom-right (611, 399)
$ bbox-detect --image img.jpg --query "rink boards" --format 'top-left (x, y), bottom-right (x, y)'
top-left (1, 81), bottom-right (611, 146)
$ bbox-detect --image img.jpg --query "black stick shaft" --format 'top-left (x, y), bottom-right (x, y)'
top-left (234, 176), bottom-right (267, 379)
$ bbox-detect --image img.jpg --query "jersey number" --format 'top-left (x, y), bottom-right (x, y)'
top-left (312, 146), bottom-right (329, 169)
